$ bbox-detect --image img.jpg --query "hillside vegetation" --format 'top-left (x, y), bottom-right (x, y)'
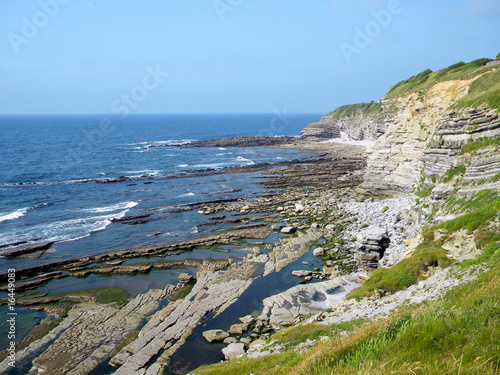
top-left (327, 102), bottom-right (383, 120)
top-left (386, 58), bottom-right (500, 111)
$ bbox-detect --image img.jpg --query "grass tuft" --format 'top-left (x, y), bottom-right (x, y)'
top-left (347, 242), bottom-right (451, 300)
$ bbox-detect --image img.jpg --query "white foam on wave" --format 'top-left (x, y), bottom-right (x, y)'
top-left (0, 207), bottom-right (32, 223)
top-left (83, 201), bottom-right (138, 213)
top-left (152, 139), bottom-right (195, 146)
top-left (177, 164), bottom-right (189, 168)
top-left (0, 210), bottom-right (129, 248)
top-left (236, 156), bottom-right (255, 165)
top-left (124, 170), bottom-right (161, 177)
top-left (177, 192), bottom-right (196, 198)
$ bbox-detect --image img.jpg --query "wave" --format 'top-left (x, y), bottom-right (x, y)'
top-left (235, 156), bottom-right (255, 165)
top-left (151, 139), bottom-right (195, 146)
top-left (124, 170), bottom-right (161, 177)
top-left (0, 210), bottom-right (129, 249)
top-left (177, 192), bottom-right (196, 198)
top-left (0, 207), bottom-right (32, 223)
top-left (82, 201), bottom-right (138, 213)
top-left (177, 164), bottom-right (189, 168)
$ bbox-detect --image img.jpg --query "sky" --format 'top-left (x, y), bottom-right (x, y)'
top-left (0, 0), bottom-right (499, 115)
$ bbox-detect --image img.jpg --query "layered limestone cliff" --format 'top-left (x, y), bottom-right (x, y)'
top-left (360, 75), bottom-right (500, 194)
top-left (301, 108), bottom-right (394, 141)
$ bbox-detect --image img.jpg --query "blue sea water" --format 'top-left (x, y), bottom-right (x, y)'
top-left (0, 113), bottom-right (321, 273)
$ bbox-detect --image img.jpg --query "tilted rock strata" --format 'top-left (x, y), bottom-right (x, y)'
top-left (29, 286), bottom-right (174, 375)
top-left (110, 267), bottom-right (256, 374)
top-left (361, 78), bottom-right (477, 193)
top-left (301, 111), bottom-right (393, 141)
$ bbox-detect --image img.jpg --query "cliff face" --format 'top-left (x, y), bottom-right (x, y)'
top-left (360, 76), bottom-right (500, 195)
top-left (301, 110), bottom-right (393, 141)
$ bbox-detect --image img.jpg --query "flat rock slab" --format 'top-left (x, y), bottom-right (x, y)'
top-left (1, 242), bottom-right (53, 258)
top-left (203, 329), bottom-right (229, 343)
top-left (29, 286), bottom-right (172, 375)
top-left (261, 275), bottom-right (360, 326)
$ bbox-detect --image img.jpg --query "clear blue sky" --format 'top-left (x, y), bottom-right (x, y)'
top-left (0, 0), bottom-right (499, 114)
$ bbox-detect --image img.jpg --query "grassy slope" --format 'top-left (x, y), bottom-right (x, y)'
top-left (385, 58), bottom-right (494, 98)
top-left (326, 102), bottom-right (383, 120)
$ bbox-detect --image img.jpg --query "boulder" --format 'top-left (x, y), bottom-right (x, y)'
top-left (177, 273), bottom-right (193, 284)
top-left (239, 315), bottom-right (255, 325)
top-left (295, 203), bottom-right (305, 212)
top-left (271, 224), bottom-right (283, 232)
top-left (228, 323), bottom-right (249, 336)
top-left (356, 227), bottom-right (390, 269)
top-left (223, 337), bottom-right (238, 345)
top-left (291, 270), bottom-right (312, 278)
top-left (313, 247), bottom-right (326, 257)
top-left (281, 227), bottom-right (296, 234)
top-left (222, 343), bottom-right (246, 361)
top-left (325, 224), bottom-right (336, 231)
top-left (202, 329), bottom-right (229, 343)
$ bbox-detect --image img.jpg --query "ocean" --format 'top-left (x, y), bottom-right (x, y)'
top-left (0, 113), bottom-right (321, 273)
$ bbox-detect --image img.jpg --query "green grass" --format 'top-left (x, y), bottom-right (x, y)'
top-left (385, 58), bottom-right (496, 100)
top-left (460, 136), bottom-right (500, 155)
top-left (414, 185), bottom-right (435, 198)
top-left (169, 282), bottom-right (195, 301)
top-left (436, 196), bottom-right (500, 236)
top-left (454, 68), bottom-right (500, 112)
top-left (445, 190), bottom-right (499, 215)
top-left (440, 165), bottom-right (466, 183)
top-left (49, 287), bottom-right (129, 304)
top-left (272, 320), bottom-right (366, 348)
top-left (347, 242), bottom-right (451, 300)
top-left (326, 102), bottom-right (383, 120)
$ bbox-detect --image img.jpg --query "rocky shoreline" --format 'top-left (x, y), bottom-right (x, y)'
top-left (0, 137), bottom-right (373, 374)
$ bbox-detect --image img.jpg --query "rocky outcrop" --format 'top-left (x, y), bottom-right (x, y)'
top-left (28, 286), bottom-right (174, 375)
top-left (355, 228), bottom-right (390, 270)
top-left (192, 136), bottom-right (296, 148)
top-left (259, 274), bottom-right (360, 326)
top-left (361, 78), bottom-right (500, 194)
top-left (1, 242), bottom-right (53, 258)
top-left (422, 108), bottom-right (500, 184)
top-left (110, 265), bottom-right (257, 374)
top-left (222, 343), bottom-right (246, 360)
top-left (301, 110), bottom-right (393, 141)
top-left (203, 329), bottom-right (229, 343)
